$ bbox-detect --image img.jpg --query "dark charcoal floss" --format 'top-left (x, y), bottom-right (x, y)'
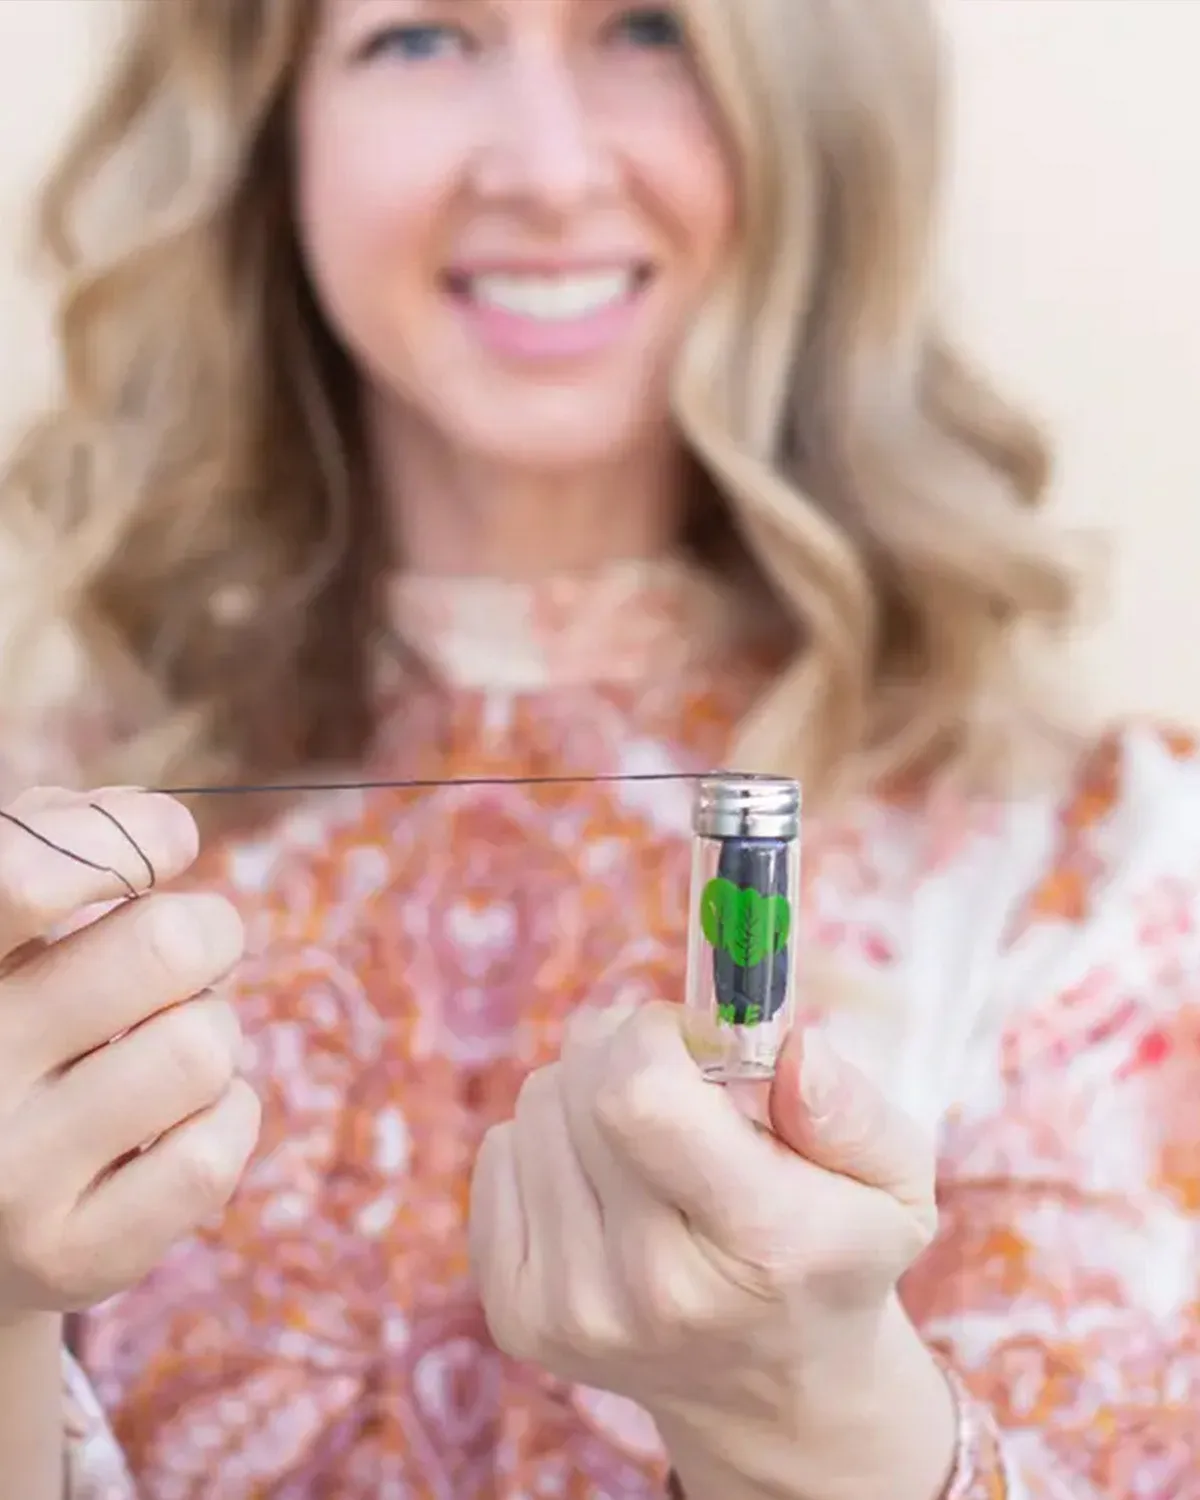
top-left (708, 836), bottom-right (791, 1026)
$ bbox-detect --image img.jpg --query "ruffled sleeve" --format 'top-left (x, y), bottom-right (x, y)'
top-left (64, 1350), bottom-right (138, 1498)
top-left (902, 724), bottom-right (1200, 1498)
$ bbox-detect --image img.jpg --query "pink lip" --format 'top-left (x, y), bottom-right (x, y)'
top-left (444, 270), bottom-right (652, 363)
top-left (446, 255), bottom-right (652, 277)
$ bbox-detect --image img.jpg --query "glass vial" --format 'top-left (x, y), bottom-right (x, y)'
top-left (683, 772), bottom-right (801, 1083)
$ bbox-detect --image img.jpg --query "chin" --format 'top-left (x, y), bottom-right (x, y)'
top-left (469, 429), bottom-right (651, 473)
top-left (447, 396), bottom-right (663, 473)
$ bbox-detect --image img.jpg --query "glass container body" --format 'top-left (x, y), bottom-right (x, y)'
top-left (683, 828), bottom-right (800, 1082)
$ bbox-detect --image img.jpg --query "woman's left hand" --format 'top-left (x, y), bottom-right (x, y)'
top-left (468, 1002), bottom-right (957, 1500)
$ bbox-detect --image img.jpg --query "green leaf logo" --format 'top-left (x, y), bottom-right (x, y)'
top-left (700, 876), bottom-right (736, 947)
top-left (699, 878), bottom-right (791, 966)
top-left (727, 887), bottom-right (765, 966)
top-left (767, 892), bottom-right (791, 953)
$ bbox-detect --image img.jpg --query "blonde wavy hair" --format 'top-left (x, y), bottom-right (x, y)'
top-left (1, 0), bottom-right (1078, 802)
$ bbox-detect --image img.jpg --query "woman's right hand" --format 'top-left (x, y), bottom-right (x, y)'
top-left (0, 786), bottom-right (260, 1321)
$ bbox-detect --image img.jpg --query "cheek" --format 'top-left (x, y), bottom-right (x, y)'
top-left (296, 146), bottom-right (413, 299)
top-left (626, 110), bottom-right (735, 285)
top-left (682, 150), bottom-right (736, 280)
top-left (292, 95), bottom-right (455, 337)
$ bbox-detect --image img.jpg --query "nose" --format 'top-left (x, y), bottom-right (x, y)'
top-left (471, 47), bottom-right (617, 218)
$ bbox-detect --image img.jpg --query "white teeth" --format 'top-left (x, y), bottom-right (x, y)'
top-left (466, 270), bottom-right (635, 321)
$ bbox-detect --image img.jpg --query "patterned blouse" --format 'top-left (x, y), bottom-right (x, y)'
top-left (22, 560), bottom-right (1198, 1499)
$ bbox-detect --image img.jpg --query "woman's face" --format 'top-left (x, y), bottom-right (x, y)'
top-left (294, 0), bottom-right (734, 470)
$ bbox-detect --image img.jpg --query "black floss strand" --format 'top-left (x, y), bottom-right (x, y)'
top-left (1, 772), bottom-right (707, 899)
top-left (156, 770), bottom-right (706, 797)
top-left (90, 801), bottom-right (158, 889)
top-left (0, 807), bottom-right (145, 901)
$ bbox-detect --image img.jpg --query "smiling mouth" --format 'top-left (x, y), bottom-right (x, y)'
top-left (443, 266), bottom-right (654, 323)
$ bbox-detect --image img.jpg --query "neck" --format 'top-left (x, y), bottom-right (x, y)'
top-left (368, 398), bottom-right (690, 579)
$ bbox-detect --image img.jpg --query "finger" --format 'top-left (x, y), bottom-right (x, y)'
top-left (0, 936), bottom-right (49, 983)
top-left (1, 891), bottom-right (244, 1086)
top-left (560, 1001), bottom-right (672, 1215)
top-left (0, 789), bottom-right (82, 967)
top-left (511, 1065), bottom-right (625, 1351)
top-left (61, 1078), bottom-right (261, 1304)
top-left (769, 1028), bottom-right (937, 1230)
top-left (513, 1064), bottom-right (603, 1248)
top-left (0, 789), bottom-right (198, 956)
top-left (468, 1122), bottom-right (532, 1358)
top-left (590, 1001), bottom-right (803, 1252)
top-left (15, 993), bottom-right (244, 1206)
top-left (561, 1009), bottom-right (731, 1340)
top-left (560, 1008), bottom-right (641, 1203)
top-left (559, 1001), bottom-right (640, 1061)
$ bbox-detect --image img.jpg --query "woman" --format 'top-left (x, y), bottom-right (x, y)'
top-left (0, 0), bottom-right (1195, 1495)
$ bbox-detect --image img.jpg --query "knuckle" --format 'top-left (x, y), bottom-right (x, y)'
top-left (513, 1063), bottom-right (556, 1124)
top-left (786, 1216), bottom-right (877, 1296)
top-left (0, 825), bottom-right (50, 928)
top-left (0, 1047), bottom-right (25, 1118)
top-left (0, 935), bottom-right (49, 988)
top-left (593, 1065), bottom-right (662, 1147)
top-left (3, 1210), bottom-right (64, 1291)
top-left (615, 1217), bottom-right (711, 1337)
top-left (557, 1288), bottom-right (625, 1359)
top-left (561, 1001), bottom-right (635, 1061)
top-left (835, 1090), bottom-right (893, 1165)
top-left (754, 1213), bottom-right (818, 1283)
top-left (229, 1077), bottom-right (263, 1149)
top-left (156, 1003), bottom-right (238, 1103)
top-left (560, 1004), bottom-right (602, 1054)
top-left (477, 1271), bottom-right (553, 1368)
top-left (223, 1078), bottom-right (263, 1167)
top-left (637, 1260), bottom-right (705, 1335)
top-left (137, 895), bottom-right (244, 993)
top-left (484, 1305), bottom-right (537, 1363)
top-left (0, 1148), bottom-right (28, 1223)
top-left (911, 1200), bottom-right (939, 1247)
top-left (174, 1130), bottom-right (242, 1212)
top-left (470, 1121), bottom-right (503, 1190)
top-left (137, 899), bottom-right (200, 986)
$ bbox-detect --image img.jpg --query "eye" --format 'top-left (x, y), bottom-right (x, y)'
top-left (355, 23), bottom-right (472, 64)
top-left (606, 5), bottom-right (686, 51)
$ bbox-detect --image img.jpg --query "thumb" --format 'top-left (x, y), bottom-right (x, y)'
top-left (767, 1028), bottom-right (937, 1232)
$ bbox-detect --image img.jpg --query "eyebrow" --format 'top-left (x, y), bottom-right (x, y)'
top-left (336, 0), bottom-right (479, 11)
top-left (339, 0), bottom-right (534, 15)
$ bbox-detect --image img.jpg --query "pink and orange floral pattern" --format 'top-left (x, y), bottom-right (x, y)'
top-left (23, 561), bottom-right (1200, 1498)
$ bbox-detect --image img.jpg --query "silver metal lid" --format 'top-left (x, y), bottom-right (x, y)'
top-left (692, 772), bottom-right (801, 840)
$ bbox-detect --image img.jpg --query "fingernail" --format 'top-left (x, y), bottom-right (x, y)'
top-left (798, 1029), bottom-right (841, 1120)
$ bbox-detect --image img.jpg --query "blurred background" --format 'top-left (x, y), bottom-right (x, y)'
top-left (0, 0), bottom-right (1196, 724)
